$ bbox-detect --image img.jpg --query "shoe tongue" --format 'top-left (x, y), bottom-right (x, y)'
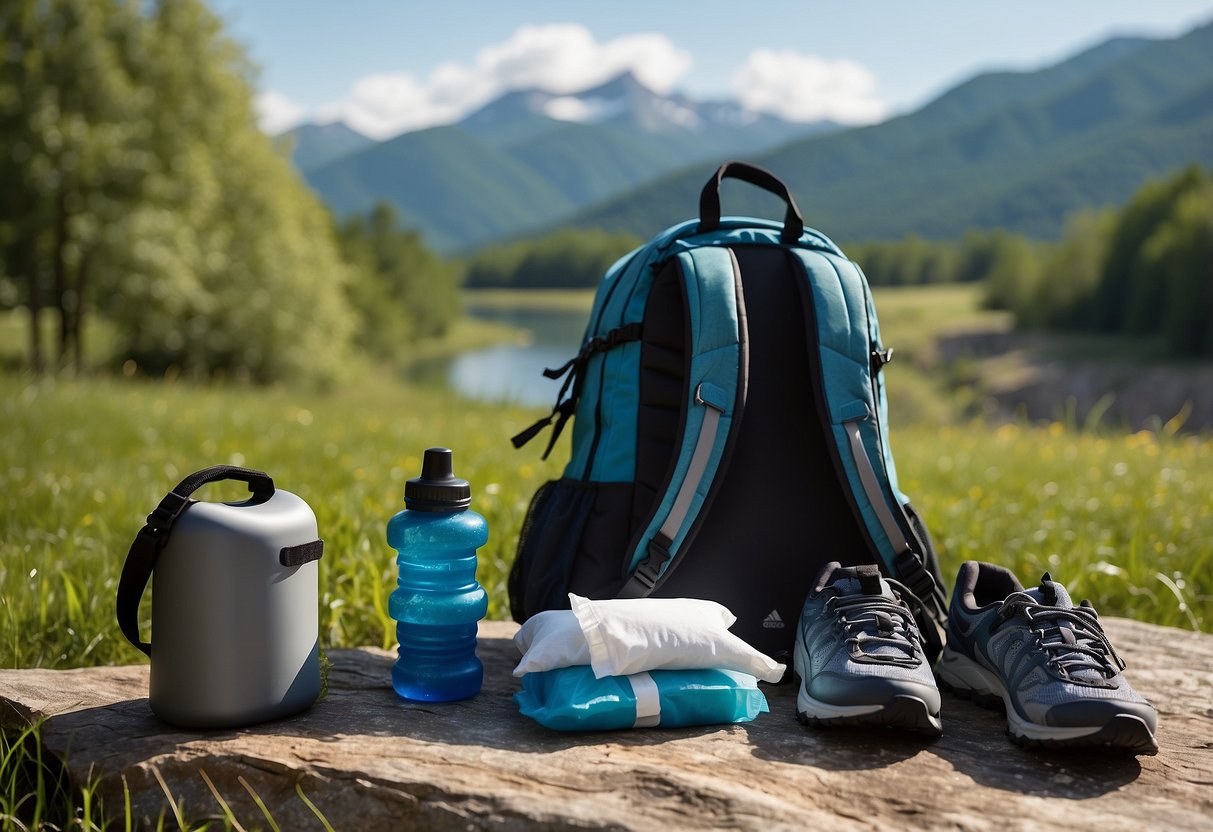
top-left (1025, 572), bottom-right (1075, 609)
top-left (830, 564), bottom-right (893, 599)
top-left (1025, 573), bottom-right (1107, 683)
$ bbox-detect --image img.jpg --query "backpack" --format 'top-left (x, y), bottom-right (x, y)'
top-left (508, 161), bottom-right (947, 662)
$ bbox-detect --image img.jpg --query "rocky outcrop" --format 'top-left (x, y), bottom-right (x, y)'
top-left (2, 619), bottom-right (1211, 830)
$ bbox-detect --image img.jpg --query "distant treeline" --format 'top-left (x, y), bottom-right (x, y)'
top-left (461, 167), bottom-right (1210, 359)
top-left (0, 0), bottom-right (459, 384)
top-left (847, 232), bottom-right (1038, 286)
top-left (984, 166), bottom-right (1212, 356)
top-left (461, 227), bottom-right (1016, 290)
top-left (463, 229), bottom-right (644, 289)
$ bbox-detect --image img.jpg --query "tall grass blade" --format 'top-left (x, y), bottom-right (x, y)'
top-left (295, 783), bottom-right (336, 832)
top-left (237, 776), bottom-right (280, 832)
top-left (150, 766), bottom-right (186, 831)
top-left (199, 769), bottom-right (246, 832)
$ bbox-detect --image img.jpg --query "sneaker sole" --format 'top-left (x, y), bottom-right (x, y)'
top-left (938, 649), bottom-right (1158, 755)
top-left (794, 633), bottom-right (943, 737)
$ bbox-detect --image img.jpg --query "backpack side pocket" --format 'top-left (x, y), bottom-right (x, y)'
top-left (509, 478), bottom-right (634, 623)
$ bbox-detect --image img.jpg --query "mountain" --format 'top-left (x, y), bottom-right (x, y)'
top-left (569, 24), bottom-right (1213, 241)
top-left (282, 122), bottom-right (375, 173)
top-left (460, 71), bottom-right (831, 157)
top-left (305, 126), bottom-right (576, 252)
top-left (300, 72), bottom-right (833, 251)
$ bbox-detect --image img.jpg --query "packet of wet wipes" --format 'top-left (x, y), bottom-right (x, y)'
top-left (515, 665), bottom-right (768, 731)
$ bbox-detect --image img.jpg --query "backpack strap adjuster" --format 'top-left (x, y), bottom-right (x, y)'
top-left (146, 491), bottom-right (193, 541)
top-left (893, 549), bottom-right (937, 604)
top-left (625, 533), bottom-right (674, 594)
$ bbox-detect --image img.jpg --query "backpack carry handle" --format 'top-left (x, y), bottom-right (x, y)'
top-left (116, 465), bottom-right (276, 656)
top-left (698, 161), bottom-right (805, 245)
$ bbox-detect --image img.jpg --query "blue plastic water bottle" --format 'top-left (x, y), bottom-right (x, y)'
top-left (387, 448), bottom-right (488, 701)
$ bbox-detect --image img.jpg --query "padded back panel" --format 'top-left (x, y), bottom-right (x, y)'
top-left (653, 246), bottom-right (869, 659)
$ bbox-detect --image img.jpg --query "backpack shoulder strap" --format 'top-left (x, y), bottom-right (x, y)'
top-left (619, 245), bottom-right (746, 597)
top-left (787, 248), bottom-right (946, 627)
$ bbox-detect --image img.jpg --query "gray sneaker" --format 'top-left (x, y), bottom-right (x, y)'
top-left (939, 561), bottom-right (1158, 754)
top-left (794, 562), bottom-right (942, 735)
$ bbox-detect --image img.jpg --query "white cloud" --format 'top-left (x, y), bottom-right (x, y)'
top-left (254, 90), bottom-right (307, 135)
top-left (305, 23), bottom-right (692, 139)
top-left (732, 49), bottom-right (886, 124)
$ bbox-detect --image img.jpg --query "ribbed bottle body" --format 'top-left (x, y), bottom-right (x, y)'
top-left (387, 508), bottom-right (488, 701)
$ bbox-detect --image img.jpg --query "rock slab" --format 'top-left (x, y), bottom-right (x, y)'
top-left (2, 619), bottom-right (1212, 831)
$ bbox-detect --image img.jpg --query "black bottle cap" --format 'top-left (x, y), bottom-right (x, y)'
top-left (404, 448), bottom-right (471, 512)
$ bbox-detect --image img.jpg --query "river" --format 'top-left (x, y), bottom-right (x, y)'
top-left (409, 303), bottom-right (589, 407)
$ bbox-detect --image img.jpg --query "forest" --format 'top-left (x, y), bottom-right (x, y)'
top-left (0, 0), bottom-right (459, 385)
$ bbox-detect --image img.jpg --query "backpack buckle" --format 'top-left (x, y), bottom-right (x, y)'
top-left (632, 534), bottom-right (673, 591)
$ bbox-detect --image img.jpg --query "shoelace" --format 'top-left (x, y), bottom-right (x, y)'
top-left (997, 591), bottom-right (1126, 686)
top-left (825, 582), bottom-right (923, 667)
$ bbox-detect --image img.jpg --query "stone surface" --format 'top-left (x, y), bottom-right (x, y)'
top-left (2, 618), bottom-right (1212, 831)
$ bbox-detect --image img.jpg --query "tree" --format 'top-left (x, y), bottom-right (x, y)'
top-left (0, 0), bottom-right (149, 373)
top-left (462, 229), bottom-right (642, 289)
top-left (338, 202), bottom-right (461, 357)
top-left (0, 0), bottom-right (356, 383)
top-left (1145, 181), bottom-right (1213, 356)
top-left (1022, 210), bottom-right (1114, 329)
top-left (979, 232), bottom-right (1041, 314)
top-left (1090, 166), bottom-right (1207, 335)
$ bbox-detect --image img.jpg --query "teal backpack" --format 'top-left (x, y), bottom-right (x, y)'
top-left (509, 162), bottom-right (947, 662)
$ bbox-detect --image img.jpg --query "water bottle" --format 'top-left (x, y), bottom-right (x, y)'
top-left (387, 448), bottom-right (489, 701)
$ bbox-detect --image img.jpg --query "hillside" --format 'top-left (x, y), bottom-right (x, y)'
top-left (305, 126), bottom-right (577, 252)
top-left (569, 23), bottom-right (1213, 240)
top-left (283, 121), bottom-right (375, 172)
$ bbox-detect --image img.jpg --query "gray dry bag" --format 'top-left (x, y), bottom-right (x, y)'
top-left (116, 465), bottom-right (323, 728)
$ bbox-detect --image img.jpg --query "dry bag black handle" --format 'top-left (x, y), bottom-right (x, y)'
top-left (698, 160), bottom-right (805, 245)
top-left (116, 465), bottom-right (275, 656)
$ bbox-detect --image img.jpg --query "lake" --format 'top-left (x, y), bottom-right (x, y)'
top-left (411, 303), bottom-right (589, 407)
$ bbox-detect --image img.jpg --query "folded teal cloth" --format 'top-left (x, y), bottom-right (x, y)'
top-left (515, 665), bottom-right (769, 731)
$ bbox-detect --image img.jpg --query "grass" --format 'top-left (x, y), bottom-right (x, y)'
top-left (1, 721), bottom-right (335, 830)
top-left (0, 373), bottom-right (565, 669)
top-left (1, 368), bottom-right (1209, 674)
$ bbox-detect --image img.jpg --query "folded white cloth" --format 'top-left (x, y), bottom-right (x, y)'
top-left (512, 594), bottom-right (785, 683)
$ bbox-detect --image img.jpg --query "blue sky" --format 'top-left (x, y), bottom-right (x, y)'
top-left (215, 1), bottom-right (1213, 138)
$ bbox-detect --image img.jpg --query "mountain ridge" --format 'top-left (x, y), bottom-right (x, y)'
top-left (567, 21), bottom-right (1213, 242)
top-left (298, 71), bottom-right (831, 251)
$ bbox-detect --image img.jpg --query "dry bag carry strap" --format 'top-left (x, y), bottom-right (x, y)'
top-left (115, 465), bottom-right (275, 656)
top-left (698, 160), bottom-right (805, 245)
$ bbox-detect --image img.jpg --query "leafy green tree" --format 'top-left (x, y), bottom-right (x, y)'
top-left (849, 235), bottom-right (960, 285)
top-left (1090, 166), bottom-right (1207, 335)
top-left (338, 202), bottom-right (461, 357)
top-left (114, 0), bottom-right (355, 383)
top-left (1021, 210), bottom-right (1114, 329)
top-left (0, 0), bottom-right (356, 383)
top-left (0, 0), bottom-right (149, 372)
top-left (1144, 182), bottom-right (1213, 355)
top-left (980, 233), bottom-right (1041, 313)
top-left (954, 230), bottom-right (1004, 284)
top-left (463, 229), bottom-right (641, 289)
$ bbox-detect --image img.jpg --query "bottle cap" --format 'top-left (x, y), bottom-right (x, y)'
top-left (404, 448), bottom-right (471, 512)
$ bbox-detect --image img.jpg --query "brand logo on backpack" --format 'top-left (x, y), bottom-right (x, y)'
top-left (763, 609), bottom-right (785, 629)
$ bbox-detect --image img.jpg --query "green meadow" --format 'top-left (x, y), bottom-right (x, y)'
top-left (1, 285), bottom-right (1210, 671)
